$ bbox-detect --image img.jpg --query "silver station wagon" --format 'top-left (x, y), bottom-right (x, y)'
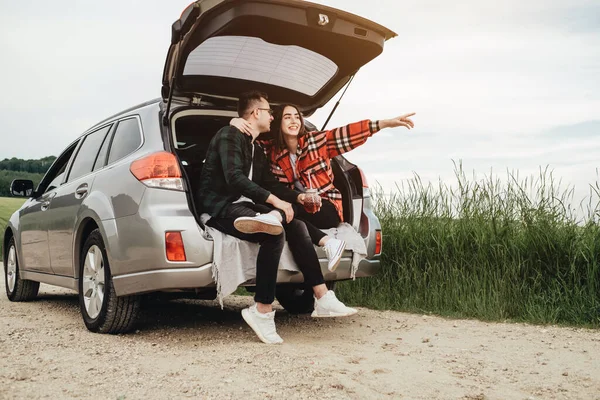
top-left (3, 0), bottom-right (393, 333)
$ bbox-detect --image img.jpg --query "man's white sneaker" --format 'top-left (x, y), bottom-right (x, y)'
top-left (311, 290), bottom-right (357, 318)
top-left (241, 304), bottom-right (283, 344)
top-left (324, 239), bottom-right (346, 272)
top-left (234, 214), bottom-right (283, 235)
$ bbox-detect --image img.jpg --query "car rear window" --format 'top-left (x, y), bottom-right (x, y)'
top-left (107, 118), bottom-right (142, 164)
top-left (183, 36), bottom-right (338, 96)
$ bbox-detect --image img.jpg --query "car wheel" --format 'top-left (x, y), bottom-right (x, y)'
top-left (276, 282), bottom-right (336, 314)
top-left (4, 237), bottom-right (39, 301)
top-left (79, 229), bottom-right (140, 334)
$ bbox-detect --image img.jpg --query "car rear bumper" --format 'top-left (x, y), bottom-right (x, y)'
top-left (112, 256), bottom-right (380, 296)
top-left (104, 189), bottom-right (214, 277)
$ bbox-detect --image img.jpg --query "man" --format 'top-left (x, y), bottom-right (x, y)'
top-left (198, 91), bottom-right (356, 344)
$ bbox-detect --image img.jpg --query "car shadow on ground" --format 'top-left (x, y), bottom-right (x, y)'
top-left (138, 297), bottom-right (249, 330)
top-left (134, 297), bottom-right (340, 347)
top-left (34, 292), bottom-right (79, 312)
top-left (137, 297), bottom-right (319, 330)
top-left (29, 289), bottom-right (334, 336)
top-left (32, 290), bottom-right (250, 329)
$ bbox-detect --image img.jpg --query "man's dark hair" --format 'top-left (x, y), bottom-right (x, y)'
top-left (238, 91), bottom-right (269, 117)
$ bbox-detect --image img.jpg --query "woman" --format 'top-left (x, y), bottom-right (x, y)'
top-left (232, 104), bottom-right (415, 229)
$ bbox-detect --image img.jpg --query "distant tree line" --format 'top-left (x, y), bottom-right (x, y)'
top-left (0, 156), bottom-right (56, 174)
top-left (0, 156), bottom-right (55, 197)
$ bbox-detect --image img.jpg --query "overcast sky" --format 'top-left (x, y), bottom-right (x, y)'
top-left (1, 0), bottom-right (598, 208)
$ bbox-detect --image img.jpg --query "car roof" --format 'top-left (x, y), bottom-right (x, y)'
top-left (84, 98), bottom-right (162, 135)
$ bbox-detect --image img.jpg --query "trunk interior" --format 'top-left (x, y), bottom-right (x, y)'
top-left (171, 111), bottom-right (360, 225)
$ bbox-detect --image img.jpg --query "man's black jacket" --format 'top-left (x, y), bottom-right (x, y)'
top-left (197, 126), bottom-right (299, 217)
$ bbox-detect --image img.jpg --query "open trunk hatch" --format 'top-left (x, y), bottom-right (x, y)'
top-left (162, 0), bottom-right (396, 115)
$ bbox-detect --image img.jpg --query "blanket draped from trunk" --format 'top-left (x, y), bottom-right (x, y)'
top-left (201, 215), bottom-right (368, 308)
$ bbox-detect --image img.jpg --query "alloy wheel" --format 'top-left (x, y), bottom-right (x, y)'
top-left (6, 245), bottom-right (17, 293)
top-left (82, 245), bottom-right (105, 319)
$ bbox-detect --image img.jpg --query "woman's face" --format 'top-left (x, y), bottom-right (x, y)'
top-left (280, 106), bottom-right (302, 137)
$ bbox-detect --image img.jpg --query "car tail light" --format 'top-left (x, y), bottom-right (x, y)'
top-left (375, 230), bottom-right (382, 255)
top-left (358, 168), bottom-right (369, 188)
top-left (165, 231), bottom-right (186, 262)
top-left (130, 151), bottom-right (183, 191)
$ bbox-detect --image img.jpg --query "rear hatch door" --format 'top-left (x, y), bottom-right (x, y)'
top-left (162, 0), bottom-right (396, 114)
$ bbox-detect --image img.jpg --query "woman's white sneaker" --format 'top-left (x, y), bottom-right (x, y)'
top-left (241, 304), bottom-right (283, 344)
top-left (324, 239), bottom-right (346, 271)
top-left (234, 214), bottom-right (283, 235)
top-left (311, 290), bottom-right (357, 318)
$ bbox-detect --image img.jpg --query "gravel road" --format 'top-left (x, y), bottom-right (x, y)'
top-left (1, 272), bottom-right (599, 400)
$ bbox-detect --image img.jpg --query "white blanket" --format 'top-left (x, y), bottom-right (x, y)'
top-left (201, 216), bottom-right (367, 307)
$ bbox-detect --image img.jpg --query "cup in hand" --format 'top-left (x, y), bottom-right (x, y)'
top-left (303, 189), bottom-right (322, 214)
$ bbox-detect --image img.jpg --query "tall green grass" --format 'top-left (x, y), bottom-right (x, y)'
top-left (338, 163), bottom-right (600, 326)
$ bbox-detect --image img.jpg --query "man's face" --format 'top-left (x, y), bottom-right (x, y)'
top-left (255, 98), bottom-right (274, 134)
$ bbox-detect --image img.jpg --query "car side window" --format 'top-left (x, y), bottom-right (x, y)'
top-left (38, 142), bottom-right (79, 194)
top-left (93, 126), bottom-right (114, 171)
top-left (67, 126), bottom-right (111, 182)
top-left (46, 171), bottom-right (66, 193)
top-left (107, 118), bottom-right (142, 164)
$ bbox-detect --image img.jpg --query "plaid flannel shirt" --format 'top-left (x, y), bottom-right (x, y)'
top-left (261, 120), bottom-right (380, 221)
top-left (198, 126), bottom-right (300, 218)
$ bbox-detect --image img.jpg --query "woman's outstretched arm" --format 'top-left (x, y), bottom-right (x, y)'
top-left (322, 112), bottom-right (415, 158)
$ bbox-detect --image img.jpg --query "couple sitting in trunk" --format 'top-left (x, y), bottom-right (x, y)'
top-left (198, 91), bottom-right (415, 344)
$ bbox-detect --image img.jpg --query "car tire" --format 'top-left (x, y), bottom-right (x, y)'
top-left (4, 237), bottom-right (39, 301)
top-left (78, 229), bottom-right (140, 334)
top-left (276, 281), bottom-right (336, 315)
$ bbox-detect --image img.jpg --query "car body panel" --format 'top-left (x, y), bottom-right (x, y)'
top-left (108, 187), bottom-right (212, 278)
top-left (47, 175), bottom-right (96, 276)
top-left (19, 270), bottom-right (78, 292)
top-left (16, 198), bottom-right (52, 273)
top-left (91, 159), bottom-right (146, 220)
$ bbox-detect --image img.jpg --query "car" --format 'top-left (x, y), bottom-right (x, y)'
top-left (2, 0), bottom-right (394, 334)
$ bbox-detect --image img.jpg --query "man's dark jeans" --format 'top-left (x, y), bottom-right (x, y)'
top-left (206, 202), bottom-right (325, 305)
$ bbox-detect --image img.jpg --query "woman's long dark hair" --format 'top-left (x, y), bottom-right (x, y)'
top-left (272, 104), bottom-right (307, 151)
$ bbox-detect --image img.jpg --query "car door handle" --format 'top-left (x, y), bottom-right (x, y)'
top-left (75, 184), bottom-right (89, 199)
top-left (41, 192), bottom-right (56, 211)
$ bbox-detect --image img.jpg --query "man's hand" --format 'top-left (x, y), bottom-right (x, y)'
top-left (267, 195), bottom-right (294, 223)
top-left (380, 112), bottom-right (416, 130)
top-left (230, 118), bottom-right (255, 137)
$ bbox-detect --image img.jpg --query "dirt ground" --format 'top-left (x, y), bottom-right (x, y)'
top-left (1, 273), bottom-right (599, 400)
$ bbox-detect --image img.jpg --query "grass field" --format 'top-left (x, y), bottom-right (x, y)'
top-left (0, 197), bottom-right (26, 261)
top-left (337, 166), bottom-right (600, 327)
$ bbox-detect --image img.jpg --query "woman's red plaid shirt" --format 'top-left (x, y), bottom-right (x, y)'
top-left (261, 120), bottom-right (380, 221)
